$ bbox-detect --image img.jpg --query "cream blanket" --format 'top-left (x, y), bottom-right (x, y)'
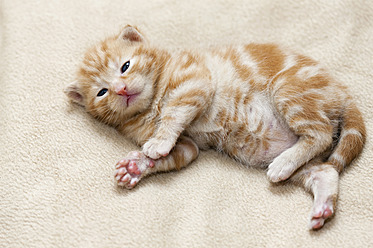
top-left (1, 0), bottom-right (372, 247)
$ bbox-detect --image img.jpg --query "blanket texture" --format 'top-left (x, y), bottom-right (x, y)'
top-left (1, 0), bottom-right (372, 247)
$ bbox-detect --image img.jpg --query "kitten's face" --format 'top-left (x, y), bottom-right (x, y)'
top-left (65, 26), bottom-right (156, 125)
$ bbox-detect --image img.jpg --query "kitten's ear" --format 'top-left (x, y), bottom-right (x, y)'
top-left (119, 25), bottom-right (146, 43)
top-left (64, 81), bottom-right (85, 106)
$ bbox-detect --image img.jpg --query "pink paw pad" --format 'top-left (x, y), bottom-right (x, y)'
top-left (310, 201), bottom-right (334, 230)
top-left (127, 161), bottom-right (141, 175)
top-left (114, 151), bottom-right (155, 189)
top-left (114, 159), bottom-right (142, 189)
top-left (310, 218), bottom-right (325, 230)
top-left (322, 207), bottom-right (333, 219)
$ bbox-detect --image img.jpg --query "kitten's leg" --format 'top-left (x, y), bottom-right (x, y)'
top-left (267, 77), bottom-right (334, 182)
top-left (142, 80), bottom-right (212, 160)
top-left (115, 136), bottom-right (199, 189)
top-left (290, 162), bottom-right (339, 230)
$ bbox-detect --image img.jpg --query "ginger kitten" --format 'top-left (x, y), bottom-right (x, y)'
top-left (65, 25), bottom-right (366, 230)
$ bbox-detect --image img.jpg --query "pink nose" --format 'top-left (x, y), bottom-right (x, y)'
top-left (116, 85), bottom-right (127, 96)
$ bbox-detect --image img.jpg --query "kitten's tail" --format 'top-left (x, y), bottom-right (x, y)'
top-left (327, 101), bottom-right (366, 173)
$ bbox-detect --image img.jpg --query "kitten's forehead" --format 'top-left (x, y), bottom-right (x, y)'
top-left (77, 37), bottom-right (133, 83)
top-left (84, 39), bottom-right (123, 68)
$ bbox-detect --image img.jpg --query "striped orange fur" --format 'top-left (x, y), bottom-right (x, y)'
top-left (65, 25), bottom-right (366, 230)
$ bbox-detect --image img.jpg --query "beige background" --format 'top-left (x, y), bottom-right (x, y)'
top-left (1, 0), bottom-right (372, 247)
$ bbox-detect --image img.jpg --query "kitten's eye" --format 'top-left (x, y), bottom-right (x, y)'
top-left (97, 88), bottom-right (108, 97)
top-left (121, 61), bottom-right (130, 74)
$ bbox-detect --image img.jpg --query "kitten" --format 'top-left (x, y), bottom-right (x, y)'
top-left (65, 25), bottom-right (366, 230)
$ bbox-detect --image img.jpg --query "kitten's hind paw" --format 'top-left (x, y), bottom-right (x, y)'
top-left (114, 151), bottom-right (155, 189)
top-left (309, 196), bottom-right (335, 230)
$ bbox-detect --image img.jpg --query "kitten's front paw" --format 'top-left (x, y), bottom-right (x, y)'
top-left (267, 157), bottom-right (297, 183)
top-left (114, 151), bottom-right (155, 189)
top-left (142, 138), bottom-right (174, 160)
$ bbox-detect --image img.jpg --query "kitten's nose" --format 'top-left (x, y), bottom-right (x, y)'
top-left (115, 84), bottom-right (127, 96)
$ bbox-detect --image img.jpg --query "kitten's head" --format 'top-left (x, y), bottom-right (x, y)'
top-left (65, 25), bottom-right (158, 125)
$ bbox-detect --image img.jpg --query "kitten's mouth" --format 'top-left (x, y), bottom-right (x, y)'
top-left (126, 93), bottom-right (140, 106)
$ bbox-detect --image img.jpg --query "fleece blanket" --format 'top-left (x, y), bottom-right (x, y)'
top-left (1, 0), bottom-right (372, 247)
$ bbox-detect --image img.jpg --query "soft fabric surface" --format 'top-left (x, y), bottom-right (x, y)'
top-left (1, 0), bottom-right (372, 247)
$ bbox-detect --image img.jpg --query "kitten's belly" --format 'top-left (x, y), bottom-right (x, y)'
top-left (231, 118), bottom-right (298, 166)
top-left (187, 96), bottom-right (298, 167)
top-left (188, 118), bottom-right (298, 167)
